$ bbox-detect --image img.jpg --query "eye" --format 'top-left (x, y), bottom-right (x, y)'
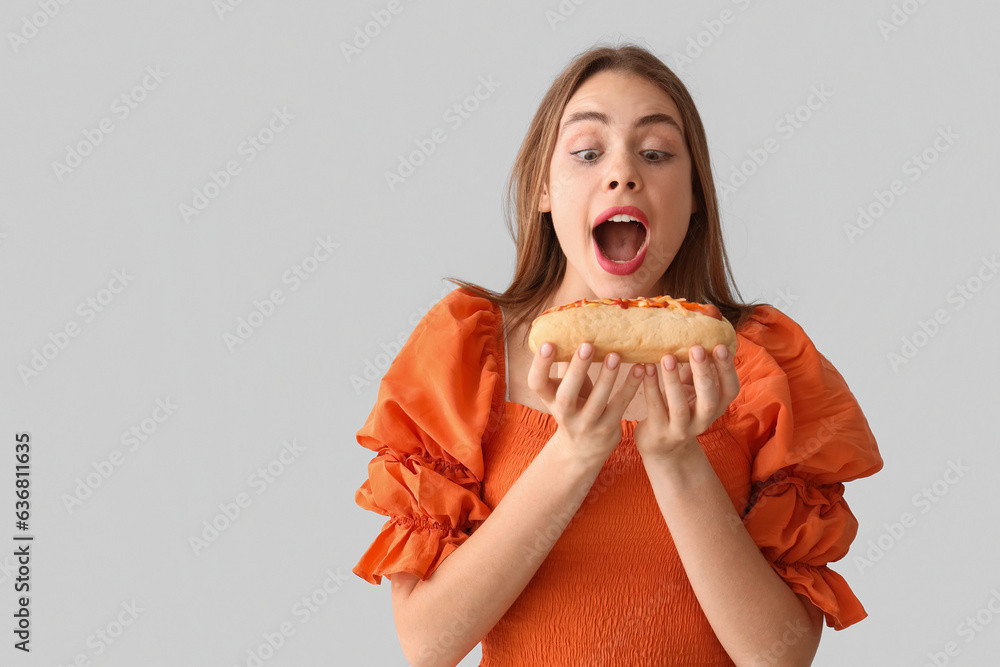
top-left (642, 150), bottom-right (674, 162)
top-left (571, 149), bottom-right (601, 162)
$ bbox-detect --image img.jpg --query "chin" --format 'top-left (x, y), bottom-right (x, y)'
top-left (588, 276), bottom-right (659, 300)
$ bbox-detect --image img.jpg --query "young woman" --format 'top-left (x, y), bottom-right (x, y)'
top-left (353, 44), bottom-right (883, 666)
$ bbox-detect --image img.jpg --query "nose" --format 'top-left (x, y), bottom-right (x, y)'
top-left (608, 178), bottom-right (635, 190)
top-left (605, 152), bottom-right (640, 191)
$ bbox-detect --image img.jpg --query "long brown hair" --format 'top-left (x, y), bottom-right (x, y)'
top-left (447, 43), bottom-right (765, 344)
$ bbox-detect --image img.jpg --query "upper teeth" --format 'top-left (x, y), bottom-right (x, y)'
top-left (606, 214), bottom-right (641, 223)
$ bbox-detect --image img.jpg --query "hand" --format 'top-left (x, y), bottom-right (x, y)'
top-left (527, 341), bottom-right (644, 466)
top-left (633, 344), bottom-right (740, 462)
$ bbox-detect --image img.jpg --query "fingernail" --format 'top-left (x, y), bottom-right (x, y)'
top-left (579, 343), bottom-right (593, 359)
top-left (606, 353), bottom-right (620, 369)
top-left (632, 365), bottom-right (644, 377)
top-left (662, 355), bottom-right (677, 371)
top-left (645, 363), bottom-right (655, 376)
top-left (692, 346), bottom-right (705, 362)
top-left (540, 343), bottom-right (553, 357)
top-left (716, 345), bottom-right (729, 360)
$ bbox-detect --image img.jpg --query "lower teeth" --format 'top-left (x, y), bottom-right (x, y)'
top-left (600, 244), bottom-right (644, 263)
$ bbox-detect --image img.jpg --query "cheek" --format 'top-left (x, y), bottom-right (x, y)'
top-left (657, 168), bottom-right (696, 213)
top-left (548, 163), bottom-right (587, 204)
top-left (648, 218), bottom-right (690, 267)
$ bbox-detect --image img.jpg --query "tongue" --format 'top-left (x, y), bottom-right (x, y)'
top-left (595, 221), bottom-right (645, 261)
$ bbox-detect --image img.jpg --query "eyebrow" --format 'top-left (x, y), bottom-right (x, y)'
top-left (560, 110), bottom-right (684, 136)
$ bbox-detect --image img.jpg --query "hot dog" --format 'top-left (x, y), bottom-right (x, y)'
top-left (528, 295), bottom-right (737, 363)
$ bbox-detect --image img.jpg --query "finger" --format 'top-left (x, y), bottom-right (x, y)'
top-left (688, 345), bottom-right (720, 424)
top-left (605, 362), bottom-right (645, 418)
top-left (527, 342), bottom-right (559, 401)
top-left (574, 369), bottom-right (596, 401)
top-left (677, 359), bottom-right (694, 386)
top-left (642, 362), bottom-right (668, 420)
top-left (714, 344), bottom-right (741, 403)
top-left (554, 343), bottom-right (595, 409)
top-left (581, 353), bottom-right (622, 416)
top-left (700, 356), bottom-right (720, 398)
top-left (660, 354), bottom-right (690, 423)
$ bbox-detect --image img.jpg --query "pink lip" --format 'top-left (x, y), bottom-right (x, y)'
top-left (592, 205), bottom-right (649, 276)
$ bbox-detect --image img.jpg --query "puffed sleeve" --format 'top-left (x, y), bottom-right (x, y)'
top-left (727, 306), bottom-right (883, 630)
top-left (352, 288), bottom-right (503, 585)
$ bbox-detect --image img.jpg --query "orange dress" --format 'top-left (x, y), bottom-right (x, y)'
top-left (353, 288), bottom-right (883, 666)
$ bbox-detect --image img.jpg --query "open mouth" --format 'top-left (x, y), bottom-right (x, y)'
top-left (593, 214), bottom-right (648, 262)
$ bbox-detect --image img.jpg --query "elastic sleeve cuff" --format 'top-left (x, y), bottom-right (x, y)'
top-left (352, 516), bottom-right (475, 585)
top-left (744, 475), bottom-right (867, 630)
top-left (771, 561), bottom-right (868, 630)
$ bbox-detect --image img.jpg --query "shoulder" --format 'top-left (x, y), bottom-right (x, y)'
top-left (403, 287), bottom-right (502, 361)
top-left (734, 304), bottom-right (816, 371)
top-left (420, 287), bottom-right (500, 329)
top-left (731, 304), bottom-right (844, 392)
top-left (731, 303), bottom-right (841, 405)
top-left (357, 287), bottom-right (505, 476)
top-left (727, 305), bottom-right (882, 482)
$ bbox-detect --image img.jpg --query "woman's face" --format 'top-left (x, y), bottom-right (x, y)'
top-left (540, 70), bottom-right (696, 304)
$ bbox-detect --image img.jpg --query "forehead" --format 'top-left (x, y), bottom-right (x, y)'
top-left (560, 70), bottom-right (684, 134)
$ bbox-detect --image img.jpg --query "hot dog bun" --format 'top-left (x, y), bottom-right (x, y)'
top-left (528, 295), bottom-right (737, 363)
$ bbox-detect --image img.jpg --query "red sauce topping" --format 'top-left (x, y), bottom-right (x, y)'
top-left (542, 295), bottom-right (722, 319)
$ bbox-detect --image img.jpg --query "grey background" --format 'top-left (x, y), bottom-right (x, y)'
top-left (2, 0), bottom-right (998, 665)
